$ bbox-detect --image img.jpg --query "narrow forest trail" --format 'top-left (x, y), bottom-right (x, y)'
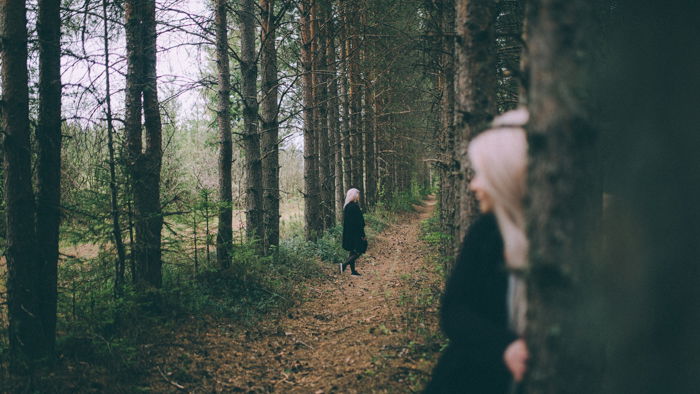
top-left (148, 197), bottom-right (443, 393)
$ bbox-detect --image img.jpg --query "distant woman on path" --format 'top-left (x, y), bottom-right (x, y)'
top-left (341, 188), bottom-right (366, 276)
top-left (424, 109), bottom-right (530, 394)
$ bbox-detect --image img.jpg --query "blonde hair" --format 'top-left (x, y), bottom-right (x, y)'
top-left (344, 188), bottom-right (360, 208)
top-left (468, 108), bottom-right (529, 270)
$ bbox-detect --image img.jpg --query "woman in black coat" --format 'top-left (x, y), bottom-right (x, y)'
top-left (424, 109), bottom-right (530, 393)
top-left (341, 188), bottom-right (366, 276)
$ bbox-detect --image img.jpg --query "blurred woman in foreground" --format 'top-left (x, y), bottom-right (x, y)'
top-left (424, 109), bottom-right (530, 393)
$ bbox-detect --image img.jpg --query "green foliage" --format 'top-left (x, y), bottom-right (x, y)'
top-left (281, 225), bottom-right (348, 265)
top-left (379, 190), bottom-right (423, 213)
top-left (420, 212), bottom-right (452, 249)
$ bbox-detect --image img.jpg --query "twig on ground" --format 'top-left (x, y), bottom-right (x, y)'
top-left (157, 366), bottom-right (186, 390)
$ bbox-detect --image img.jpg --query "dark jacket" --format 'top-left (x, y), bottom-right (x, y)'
top-left (424, 213), bottom-right (517, 394)
top-left (342, 201), bottom-right (366, 252)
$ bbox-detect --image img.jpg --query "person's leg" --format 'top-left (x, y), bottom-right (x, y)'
top-left (342, 251), bottom-right (360, 274)
top-left (348, 252), bottom-right (360, 275)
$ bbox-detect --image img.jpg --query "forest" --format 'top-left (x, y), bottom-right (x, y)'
top-left (1, 0), bottom-right (699, 392)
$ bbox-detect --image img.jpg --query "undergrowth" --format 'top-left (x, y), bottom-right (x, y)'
top-left (0, 189), bottom-right (428, 392)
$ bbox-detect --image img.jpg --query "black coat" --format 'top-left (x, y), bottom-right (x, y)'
top-left (424, 213), bottom-right (517, 394)
top-left (342, 201), bottom-right (366, 252)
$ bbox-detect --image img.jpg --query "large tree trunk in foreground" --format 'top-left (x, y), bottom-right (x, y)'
top-left (36, 0), bottom-right (62, 355)
top-left (454, 0), bottom-right (497, 242)
top-left (215, 0), bottom-right (233, 267)
top-left (2, 0), bottom-right (43, 364)
top-left (598, 1), bottom-right (700, 393)
top-left (260, 0), bottom-right (281, 250)
top-left (523, 1), bottom-right (602, 392)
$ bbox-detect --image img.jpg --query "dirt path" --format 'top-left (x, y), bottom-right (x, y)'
top-left (150, 197), bottom-right (442, 393)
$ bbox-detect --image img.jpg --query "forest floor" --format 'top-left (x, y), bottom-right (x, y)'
top-left (143, 196), bottom-right (445, 393)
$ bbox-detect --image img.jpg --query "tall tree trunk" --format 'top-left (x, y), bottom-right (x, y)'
top-left (339, 12), bottom-right (352, 196)
top-left (2, 0), bottom-right (43, 364)
top-left (103, 0), bottom-right (127, 297)
top-left (363, 75), bottom-right (376, 209)
top-left (141, 0), bottom-right (164, 287)
top-left (315, 0), bottom-right (333, 229)
top-left (36, 0), bottom-right (62, 357)
top-left (523, 1), bottom-right (601, 392)
top-left (327, 11), bottom-right (344, 222)
top-left (125, 0), bottom-right (163, 288)
top-left (239, 0), bottom-right (264, 247)
top-left (215, 0), bottom-right (233, 267)
top-left (346, 4), bottom-right (363, 190)
top-left (359, 7), bottom-right (376, 209)
top-left (438, 0), bottom-right (459, 259)
top-left (260, 0), bottom-right (281, 250)
top-left (300, 0), bottom-right (321, 240)
top-left (454, 0), bottom-right (497, 243)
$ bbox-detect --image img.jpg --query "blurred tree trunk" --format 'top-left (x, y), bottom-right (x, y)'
top-left (1, 0), bottom-right (44, 365)
top-left (523, 1), bottom-right (602, 392)
top-left (598, 1), bottom-right (700, 393)
top-left (102, 0), bottom-right (127, 297)
top-left (454, 0), bottom-right (497, 242)
top-left (239, 0), bottom-right (264, 246)
top-left (260, 0), bottom-right (281, 250)
top-left (36, 0), bottom-right (62, 355)
top-left (125, 0), bottom-right (164, 288)
top-left (300, 0), bottom-right (321, 240)
top-left (215, 0), bottom-right (233, 267)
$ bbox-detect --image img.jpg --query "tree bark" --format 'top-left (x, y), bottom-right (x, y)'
top-left (346, 3), bottom-right (363, 191)
top-left (327, 11), bottom-right (344, 222)
top-left (315, 0), bottom-right (333, 229)
top-left (523, 1), bottom-right (601, 392)
top-left (300, 0), bottom-right (322, 240)
top-left (339, 10), bottom-right (352, 196)
top-left (598, 2), bottom-right (700, 393)
top-left (125, 0), bottom-right (164, 288)
top-left (2, 0), bottom-right (43, 364)
top-left (215, 0), bottom-right (233, 267)
top-left (260, 0), bottom-right (281, 250)
top-left (437, 0), bottom-right (459, 259)
top-left (36, 0), bottom-right (62, 357)
top-left (102, 0), bottom-right (127, 297)
top-left (454, 0), bottom-right (497, 243)
top-left (239, 0), bottom-right (264, 246)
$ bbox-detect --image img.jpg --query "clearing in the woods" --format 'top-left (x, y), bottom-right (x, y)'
top-left (146, 197), bottom-right (444, 393)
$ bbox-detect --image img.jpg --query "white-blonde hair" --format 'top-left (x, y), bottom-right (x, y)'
top-left (468, 108), bottom-right (529, 270)
top-left (344, 188), bottom-right (360, 208)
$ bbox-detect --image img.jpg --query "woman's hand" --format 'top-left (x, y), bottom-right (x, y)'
top-left (504, 338), bottom-right (529, 382)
